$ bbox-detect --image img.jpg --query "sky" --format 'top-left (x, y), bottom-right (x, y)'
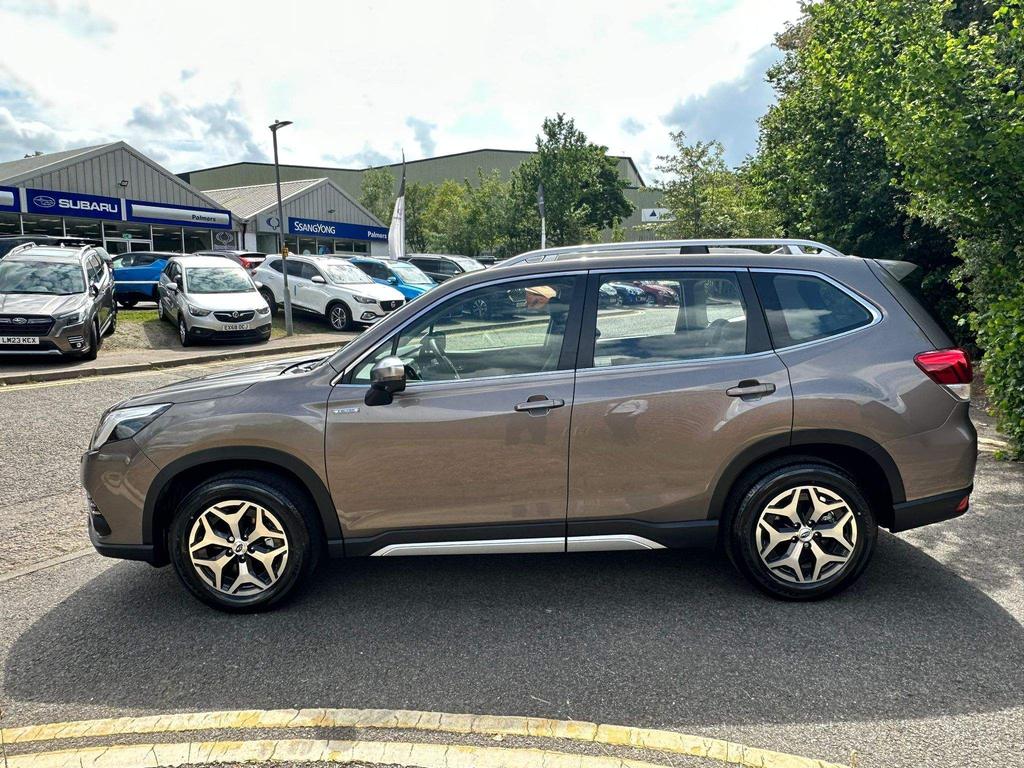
top-left (0, 0), bottom-right (800, 182)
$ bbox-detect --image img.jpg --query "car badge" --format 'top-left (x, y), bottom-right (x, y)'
top-left (231, 311), bottom-right (239, 318)
top-left (12, 317), bottom-right (27, 325)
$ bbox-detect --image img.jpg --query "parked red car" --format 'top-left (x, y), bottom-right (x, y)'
top-left (632, 280), bottom-right (678, 305)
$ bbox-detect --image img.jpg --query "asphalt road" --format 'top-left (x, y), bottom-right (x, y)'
top-left (0, 360), bottom-right (1022, 768)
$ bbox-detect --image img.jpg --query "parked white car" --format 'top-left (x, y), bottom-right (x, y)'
top-left (156, 256), bottom-right (272, 347)
top-left (254, 254), bottom-right (405, 331)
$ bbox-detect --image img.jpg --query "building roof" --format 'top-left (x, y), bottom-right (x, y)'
top-left (203, 178), bottom-right (324, 220)
top-left (0, 143), bottom-right (116, 184)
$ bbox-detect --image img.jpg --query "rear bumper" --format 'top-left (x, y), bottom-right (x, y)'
top-left (890, 486), bottom-right (972, 533)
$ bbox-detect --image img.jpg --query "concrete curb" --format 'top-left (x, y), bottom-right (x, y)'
top-left (0, 339), bottom-right (346, 387)
top-left (1, 707), bottom-right (850, 768)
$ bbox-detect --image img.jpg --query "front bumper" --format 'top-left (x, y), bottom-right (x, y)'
top-left (890, 486), bottom-right (973, 533)
top-left (82, 437), bottom-right (162, 563)
top-left (0, 318), bottom-right (89, 356)
top-left (186, 312), bottom-right (272, 342)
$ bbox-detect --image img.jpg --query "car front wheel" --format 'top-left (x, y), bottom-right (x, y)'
top-left (727, 462), bottom-right (877, 600)
top-left (327, 301), bottom-right (352, 331)
top-left (168, 473), bottom-right (321, 612)
top-left (178, 317), bottom-right (192, 347)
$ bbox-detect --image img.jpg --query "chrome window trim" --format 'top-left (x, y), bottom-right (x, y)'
top-left (749, 267), bottom-right (883, 351)
top-left (333, 269), bottom-right (586, 385)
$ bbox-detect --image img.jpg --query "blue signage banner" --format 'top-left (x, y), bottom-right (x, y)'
top-left (288, 216), bottom-right (389, 242)
top-left (25, 188), bottom-right (121, 220)
top-left (0, 185), bottom-right (19, 213)
top-left (127, 199), bottom-right (232, 230)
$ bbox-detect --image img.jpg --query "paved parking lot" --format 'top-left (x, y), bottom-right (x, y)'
top-left (0, 358), bottom-right (1021, 767)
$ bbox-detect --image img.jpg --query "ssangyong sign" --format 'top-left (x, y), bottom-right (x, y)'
top-left (288, 216), bottom-right (389, 242)
top-left (26, 188), bottom-right (121, 220)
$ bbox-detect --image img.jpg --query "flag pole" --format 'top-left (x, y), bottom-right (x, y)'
top-left (537, 181), bottom-right (546, 250)
top-left (387, 151), bottom-right (407, 261)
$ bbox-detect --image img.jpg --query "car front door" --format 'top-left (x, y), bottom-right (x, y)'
top-left (295, 261), bottom-right (329, 314)
top-left (566, 269), bottom-right (792, 549)
top-left (325, 272), bottom-right (586, 555)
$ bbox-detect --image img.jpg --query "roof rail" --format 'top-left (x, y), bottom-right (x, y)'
top-left (5, 242), bottom-right (38, 258)
top-left (499, 238), bottom-right (846, 267)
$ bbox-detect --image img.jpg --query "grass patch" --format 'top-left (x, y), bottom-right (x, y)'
top-left (119, 310), bottom-right (159, 323)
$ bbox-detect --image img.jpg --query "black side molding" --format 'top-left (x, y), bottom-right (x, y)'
top-left (890, 486), bottom-right (972, 533)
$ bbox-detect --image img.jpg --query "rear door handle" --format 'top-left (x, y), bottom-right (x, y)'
top-left (726, 381), bottom-right (776, 398)
top-left (514, 398), bottom-right (565, 412)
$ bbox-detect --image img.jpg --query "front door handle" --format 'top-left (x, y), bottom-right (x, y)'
top-left (514, 397), bottom-right (565, 413)
top-left (726, 380), bottom-right (776, 398)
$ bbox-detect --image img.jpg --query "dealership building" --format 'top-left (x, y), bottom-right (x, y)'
top-left (0, 142), bottom-right (389, 256)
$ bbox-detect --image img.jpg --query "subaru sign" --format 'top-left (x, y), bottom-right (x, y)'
top-left (288, 216), bottom-right (389, 242)
top-left (127, 200), bottom-right (232, 229)
top-left (0, 186), bottom-right (18, 213)
top-left (26, 188), bottom-right (121, 220)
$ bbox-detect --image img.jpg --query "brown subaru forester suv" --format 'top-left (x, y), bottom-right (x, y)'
top-left (82, 239), bottom-right (977, 611)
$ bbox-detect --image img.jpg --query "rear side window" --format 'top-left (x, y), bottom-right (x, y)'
top-left (754, 272), bottom-right (873, 347)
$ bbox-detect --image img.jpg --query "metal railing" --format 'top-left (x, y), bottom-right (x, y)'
top-left (498, 238), bottom-right (846, 267)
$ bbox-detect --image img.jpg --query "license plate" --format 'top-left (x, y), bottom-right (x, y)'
top-left (222, 323), bottom-right (250, 331)
top-left (0, 336), bottom-right (39, 345)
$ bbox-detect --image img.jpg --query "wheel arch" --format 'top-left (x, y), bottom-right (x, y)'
top-left (708, 430), bottom-right (905, 531)
top-left (143, 447), bottom-right (343, 565)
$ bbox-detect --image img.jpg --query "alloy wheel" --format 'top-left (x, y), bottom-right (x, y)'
top-left (330, 305), bottom-right (348, 330)
top-left (187, 500), bottom-right (290, 596)
top-left (755, 485), bottom-right (858, 584)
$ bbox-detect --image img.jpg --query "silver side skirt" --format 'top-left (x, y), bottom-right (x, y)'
top-left (369, 534), bottom-right (665, 557)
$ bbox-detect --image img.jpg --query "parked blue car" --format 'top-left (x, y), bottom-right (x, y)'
top-left (349, 256), bottom-right (437, 299)
top-left (111, 251), bottom-right (177, 307)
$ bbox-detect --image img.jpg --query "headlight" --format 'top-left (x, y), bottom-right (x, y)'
top-left (91, 403), bottom-right (171, 449)
top-left (187, 303), bottom-right (211, 317)
top-left (256, 305), bottom-right (271, 316)
top-left (352, 295), bottom-right (378, 305)
top-left (56, 306), bottom-right (88, 324)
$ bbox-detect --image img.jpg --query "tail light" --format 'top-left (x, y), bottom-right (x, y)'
top-left (238, 257), bottom-right (253, 269)
top-left (914, 348), bottom-right (972, 400)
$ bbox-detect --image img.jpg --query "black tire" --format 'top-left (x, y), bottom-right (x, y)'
top-left (157, 298), bottom-right (166, 322)
top-left (726, 461), bottom-right (877, 600)
top-left (79, 320), bottom-right (99, 361)
top-left (260, 289), bottom-right (277, 316)
top-left (327, 301), bottom-right (352, 331)
top-left (467, 296), bottom-right (490, 320)
top-left (118, 299), bottom-right (137, 309)
top-left (104, 309), bottom-right (117, 336)
top-left (178, 317), bottom-right (193, 347)
top-left (168, 472), bottom-right (322, 612)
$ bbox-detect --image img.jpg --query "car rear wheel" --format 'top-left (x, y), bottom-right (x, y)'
top-left (168, 473), bottom-right (321, 612)
top-left (727, 462), bottom-right (876, 600)
top-left (327, 301), bottom-right (352, 331)
top-left (117, 299), bottom-right (137, 309)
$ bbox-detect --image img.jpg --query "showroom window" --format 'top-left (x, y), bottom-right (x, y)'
top-left (257, 233), bottom-right (278, 254)
top-left (0, 213), bottom-right (20, 235)
top-left (103, 221), bottom-right (151, 240)
top-left (152, 225), bottom-right (184, 252)
top-left (333, 240), bottom-right (369, 254)
top-left (183, 229), bottom-right (213, 252)
top-left (63, 217), bottom-right (102, 240)
top-left (297, 237), bottom-right (318, 255)
top-left (21, 214), bottom-right (64, 236)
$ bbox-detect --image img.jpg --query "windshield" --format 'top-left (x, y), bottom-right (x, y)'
top-left (0, 260), bottom-right (85, 295)
top-left (390, 262), bottom-right (434, 285)
top-left (185, 267), bottom-right (253, 294)
top-left (451, 256), bottom-right (485, 272)
top-left (322, 262), bottom-right (373, 284)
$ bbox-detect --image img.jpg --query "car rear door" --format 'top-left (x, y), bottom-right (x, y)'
top-left (324, 271), bottom-right (586, 555)
top-left (566, 268), bottom-right (792, 549)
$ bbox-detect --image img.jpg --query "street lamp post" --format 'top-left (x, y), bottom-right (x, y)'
top-left (270, 119), bottom-right (294, 336)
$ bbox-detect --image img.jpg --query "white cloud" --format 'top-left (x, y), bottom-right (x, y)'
top-left (0, 0), bottom-right (801, 177)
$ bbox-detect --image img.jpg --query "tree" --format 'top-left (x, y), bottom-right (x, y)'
top-left (506, 114), bottom-right (632, 253)
top-left (359, 167), bottom-right (396, 224)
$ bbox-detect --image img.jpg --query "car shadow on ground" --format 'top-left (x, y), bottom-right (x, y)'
top-left (5, 532), bottom-right (1023, 729)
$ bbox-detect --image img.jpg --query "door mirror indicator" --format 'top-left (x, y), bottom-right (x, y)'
top-left (365, 356), bottom-right (407, 406)
top-left (311, 275), bottom-right (326, 284)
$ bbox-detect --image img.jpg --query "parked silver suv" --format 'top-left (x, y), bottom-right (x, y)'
top-left (0, 243), bottom-right (116, 359)
top-left (82, 240), bottom-right (976, 611)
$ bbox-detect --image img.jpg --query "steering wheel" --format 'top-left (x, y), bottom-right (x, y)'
top-left (414, 335), bottom-right (460, 380)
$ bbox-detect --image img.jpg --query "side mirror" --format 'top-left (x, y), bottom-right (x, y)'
top-left (254, 280), bottom-right (264, 290)
top-left (89, 283), bottom-right (99, 297)
top-left (311, 275), bottom-right (326, 284)
top-left (387, 276), bottom-right (398, 285)
top-left (365, 356), bottom-right (407, 406)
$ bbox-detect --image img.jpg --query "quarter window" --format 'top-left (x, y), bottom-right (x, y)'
top-left (589, 272), bottom-right (748, 368)
top-left (753, 272), bottom-right (873, 347)
top-left (353, 276), bottom-right (580, 383)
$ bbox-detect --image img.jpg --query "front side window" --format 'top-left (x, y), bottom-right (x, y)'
top-left (86, 254), bottom-right (102, 283)
top-left (0, 260), bottom-right (86, 295)
top-left (753, 272), bottom-right (873, 347)
top-left (589, 272), bottom-right (748, 368)
top-left (390, 262), bottom-right (433, 286)
top-left (184, 267), bottom-right (253, 294)
top-left (320, 261), bottom-right (373, 285)
top-left (353, 276), bottom-right (580, 383)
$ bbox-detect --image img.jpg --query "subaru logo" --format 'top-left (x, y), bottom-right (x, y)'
top-left (12, 317), bottom-right (27, 325)
top-left (32, 195), bottom-right (56, 209)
